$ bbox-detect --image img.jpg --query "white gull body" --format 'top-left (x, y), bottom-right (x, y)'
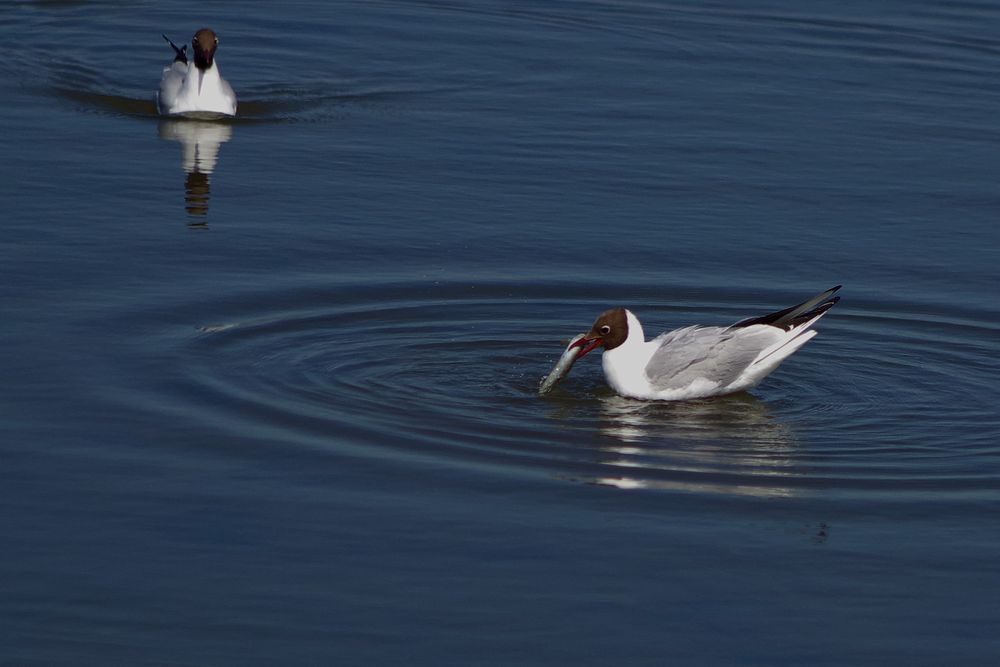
top-left (572, 286), bottom-right (841, 401)
top-left (157, 29), bottom-right (237, 119)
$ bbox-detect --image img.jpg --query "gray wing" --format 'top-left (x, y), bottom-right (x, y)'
top-left (220, 76), bottom-right (236, 101)
top-left (220, 77), bottom-right (238, 114)
top-left (643, 325), bottom-right (782, 391)
top-left (157, 62), bottom-right (186, 114)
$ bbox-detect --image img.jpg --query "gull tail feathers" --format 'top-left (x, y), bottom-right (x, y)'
top-left (752, 307), bottom-right (832, 366)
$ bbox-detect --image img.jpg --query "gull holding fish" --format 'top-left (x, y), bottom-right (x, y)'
top-left (540, 286), bottom-right (840, 400)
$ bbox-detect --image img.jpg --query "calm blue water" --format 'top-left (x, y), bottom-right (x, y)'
top-left (3, 1), bottom-right (999, 664)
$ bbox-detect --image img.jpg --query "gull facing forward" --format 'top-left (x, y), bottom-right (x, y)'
top-left (157, 28), bottom-right (237, 118)
top-left (570, 286), bottom-right (841, 400)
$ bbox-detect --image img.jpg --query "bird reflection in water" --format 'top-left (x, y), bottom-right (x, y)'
top-left (592, 392), bottom-right (801, 497)
top-left (158, 119), bottom-right (232, 225)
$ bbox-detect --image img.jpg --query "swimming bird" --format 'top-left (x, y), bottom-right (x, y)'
top-left (157, 29), bottom-right (237, 118)
top-left (568, 286), bottom-right (841, 400)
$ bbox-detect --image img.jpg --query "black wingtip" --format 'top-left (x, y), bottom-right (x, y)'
top-left (784, 294), bottom-right (841, 328)
top-left (162, 34), bottom-right (188, 64)
top-left (730, 285), bottom-right (843, 331)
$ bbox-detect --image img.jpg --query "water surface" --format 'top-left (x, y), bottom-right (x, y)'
top-left (2, 1), bottom-right (999, 664)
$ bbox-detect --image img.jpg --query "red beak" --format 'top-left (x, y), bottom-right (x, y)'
top-left (570, 335), bottom-right (603, 359)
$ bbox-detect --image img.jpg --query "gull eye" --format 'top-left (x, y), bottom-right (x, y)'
top-left (599, 325), bottom-right (611, 336)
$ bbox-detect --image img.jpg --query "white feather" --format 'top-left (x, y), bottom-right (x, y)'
top-left (157, 60), bottom-right (237, 118)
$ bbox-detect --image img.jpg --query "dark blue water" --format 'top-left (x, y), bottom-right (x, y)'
top-left (3, 1), bottom-right (999, 664)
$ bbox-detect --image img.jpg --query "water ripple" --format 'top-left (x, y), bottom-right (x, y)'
top-left (111, 282), bottom-right (1000, 500)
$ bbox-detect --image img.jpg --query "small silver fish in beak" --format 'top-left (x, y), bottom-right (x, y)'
top-left (538, 333), bottom-right (588, 395)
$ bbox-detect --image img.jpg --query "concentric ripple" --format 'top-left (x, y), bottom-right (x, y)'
top-left (127, 282), bottom-right (1000, 500)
